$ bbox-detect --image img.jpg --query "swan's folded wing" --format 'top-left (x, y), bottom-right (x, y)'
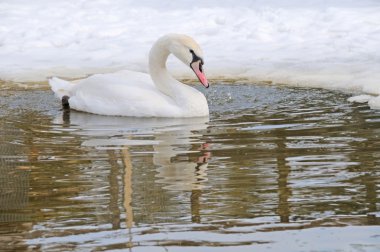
top-left (68, 71), bottom-right (180, 116)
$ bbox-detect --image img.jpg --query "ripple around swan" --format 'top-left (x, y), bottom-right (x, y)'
top-left (1, 84), bottom-right (380, 251)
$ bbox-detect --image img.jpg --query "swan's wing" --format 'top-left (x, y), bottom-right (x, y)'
top-left (68, 70), bottom-right (180, 116)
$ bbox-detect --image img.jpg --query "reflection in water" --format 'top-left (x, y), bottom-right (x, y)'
top-left (153, 130), bottom-right (210, 191)
top-left (121, 148), bottom-right (134, 249)
top-left (121, 148), bottom-right (134, 229)
top-left (275, 133), bottom-right (291, 223)
top-left (0, 86), bottom-right (380, 251)
top-left (106, 147), bottom-right (134, 247)
top-left (107, 150), bottom-right (122, 229)
top-left (61, 111), bottom-right (212, 228)
top-left (60, 111), bottom-right (211, 191)
top-left (60, 111), bottom-right (211, 246)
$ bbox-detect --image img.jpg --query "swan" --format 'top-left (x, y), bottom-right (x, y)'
top-left (49, 34), bottom-right (210, 118)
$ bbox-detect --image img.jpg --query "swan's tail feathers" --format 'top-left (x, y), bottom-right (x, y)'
top-left (49, 77), bottom-right (73, 100)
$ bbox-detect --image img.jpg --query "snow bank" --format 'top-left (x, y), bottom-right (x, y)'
top-left (0, 0), bottom-right (379, 106)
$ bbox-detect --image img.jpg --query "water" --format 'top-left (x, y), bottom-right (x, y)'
top-left (0, 83), bottom-right (379, 251)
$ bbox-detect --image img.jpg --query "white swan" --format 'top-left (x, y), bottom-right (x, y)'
top-left (49, 34), bottom-right (209, 118)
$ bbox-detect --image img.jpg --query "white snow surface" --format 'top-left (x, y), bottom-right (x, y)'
top-left (1, 0), bottom-right (380, 106)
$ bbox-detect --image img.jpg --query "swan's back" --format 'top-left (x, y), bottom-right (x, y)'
top-left (50, 70), bottom-right (184, 117)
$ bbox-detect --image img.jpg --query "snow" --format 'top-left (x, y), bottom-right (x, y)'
top-left (0, 0), bottom-right (380, 107)
top-left (347, 95), bottom-right (373, 104)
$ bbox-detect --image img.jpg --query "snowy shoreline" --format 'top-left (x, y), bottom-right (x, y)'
top-left (1, 0), bottom-right (379, 107)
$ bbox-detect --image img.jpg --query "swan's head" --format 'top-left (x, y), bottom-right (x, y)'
top-left (169, 34), bottom-right (209, 88)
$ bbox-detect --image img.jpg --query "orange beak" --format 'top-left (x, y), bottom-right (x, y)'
top-left (190, 60), bottom-right (209, 88)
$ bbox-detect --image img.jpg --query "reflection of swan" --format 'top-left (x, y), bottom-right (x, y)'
top-left (55, 111), bottom-right (210, 191)
top-left (154, 131), bottom-right (210, 191)
top-left (49, 34), bottom-right (209, 117)
top-left (54, 110), bottom-right (208, 137)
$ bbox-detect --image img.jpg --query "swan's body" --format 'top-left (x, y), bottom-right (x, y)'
top-left (49, 34), bottom-right (209, 117)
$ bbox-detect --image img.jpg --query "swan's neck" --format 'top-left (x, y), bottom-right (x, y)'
top-left (148, 36), bottom-right (209, 117)
top-left (149, 37), bottom-right (179, 98)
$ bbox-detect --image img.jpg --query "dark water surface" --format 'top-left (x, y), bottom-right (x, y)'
top-left (0, 84), bottom-right (379, 251)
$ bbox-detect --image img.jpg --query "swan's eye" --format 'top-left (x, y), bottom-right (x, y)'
top-left (189, 49), bottom-right (203, 65)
